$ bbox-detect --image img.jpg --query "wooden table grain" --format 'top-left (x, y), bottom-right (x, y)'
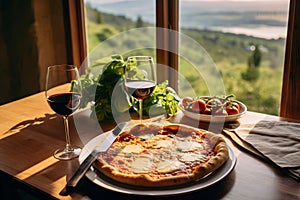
top-left (0, 91), bottom-right (299, 200)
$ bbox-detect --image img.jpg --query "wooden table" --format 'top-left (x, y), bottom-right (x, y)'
top-left (0, 91), bottom-right (299, 200)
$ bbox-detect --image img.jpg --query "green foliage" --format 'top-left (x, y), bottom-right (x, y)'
top-left (135, 15), bottom-right (144, 28)
top-left (141, 81), bottom-right (180, 117)
top-left (78, 55), bottom-right (129, 121)
top-left (241, 67), bottom-right (260, 81)
top-left (251, 45), bottom-right (262, 67)
top-left (85, 4), bottom-right (136, 29)
top-left (87, 22), bottom-right (120, 51)
top-left (241, 45), bottom-right (262, 81)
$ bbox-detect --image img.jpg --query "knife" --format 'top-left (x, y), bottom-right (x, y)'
top-left (60, 122), bottom-right (128, 195)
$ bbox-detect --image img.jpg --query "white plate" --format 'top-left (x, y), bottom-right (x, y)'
top-left (179, 98), bottom-right (247, 123)
top-left (79, 129), bottom-right (237, 196)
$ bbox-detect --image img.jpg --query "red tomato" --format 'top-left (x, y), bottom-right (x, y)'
top-left (226, 105), bottom-right (239, 115)
top-left (226, 101), bottom-right (240, 111)
top-left (202, 108), bottom-right (212, 115)
top-left (206, 98), bottom-right (223, 108)
top-left (181, 97), bottom-right (193, 109)
top-left (212, 107), bottom-right (228, 116)
top-left (232, 102), bottom-right (241, 111)
top-left (191, 99), bottom-right (206, 113)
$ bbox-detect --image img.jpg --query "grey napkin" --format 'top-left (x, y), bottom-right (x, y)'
top-left (236, 120), bottom-right (300, 181)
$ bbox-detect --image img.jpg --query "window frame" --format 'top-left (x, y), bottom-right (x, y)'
top-left (66, 0), bottom-right (88, 74)
top-left (156, 0), bottom-right (179, 91)
top-left (69, 0), bottom-right (299, 119)
top-left (280, 0), bottom-right (300, 120)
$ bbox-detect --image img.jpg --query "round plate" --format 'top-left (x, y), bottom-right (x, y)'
top-left (179, 98), bottom-right (247, 123)
top-left (79, 130), bottom-right (237, 196)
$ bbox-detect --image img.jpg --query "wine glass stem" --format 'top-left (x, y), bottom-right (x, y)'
top-left (138, 99), bottom-right (143, 124)
top-left (63, 116), bottom-right (72, 151)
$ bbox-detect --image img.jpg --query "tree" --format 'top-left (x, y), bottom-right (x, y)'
top-left (242, 45), bottom-right (262, 81)
top-left (96, 12), bottom-right (102, 24)
top-left (249, 45), bottom-right (262, 68)
top-left (136, 15), bottom-right (143, 28)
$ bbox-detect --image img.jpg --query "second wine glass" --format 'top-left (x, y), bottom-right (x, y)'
top-left (125, 56), bottom-right (156, 124)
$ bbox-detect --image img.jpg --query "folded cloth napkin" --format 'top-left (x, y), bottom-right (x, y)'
top-left (235, 120), bottom-right (300, 181)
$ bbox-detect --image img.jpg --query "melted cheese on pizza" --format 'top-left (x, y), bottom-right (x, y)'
top-left (178, 152), bottom-right (207, 162)
top-left (175, 140), bottom-right (203, 152)
top-left (156, 159), bottom-right (185, 173)
top-left (121, 144), bottom-right (144, 154)
top-left (131, 155), bottom-right (153, 173)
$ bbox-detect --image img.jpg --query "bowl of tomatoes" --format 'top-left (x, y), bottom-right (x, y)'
top-left (179, 95), bottom-right (247, 122)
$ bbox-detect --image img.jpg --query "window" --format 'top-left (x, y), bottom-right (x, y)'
top-left (84, 0), bottom-right (156, 58)
top-left (69, 0), bottom-right (300, 119)
top-left (178, 1), bottom-right (290, 116)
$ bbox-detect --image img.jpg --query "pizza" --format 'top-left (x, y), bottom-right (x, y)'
top-left (93, 123), bottom-right (229, 187)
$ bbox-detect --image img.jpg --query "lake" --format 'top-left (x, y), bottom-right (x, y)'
top-left (210, 26), bottom-right (287, 39)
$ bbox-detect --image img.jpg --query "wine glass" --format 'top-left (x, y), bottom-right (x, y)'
top-left (124, 56), bottom-right (156, 123)
top-left (45, 64), bottom-right (82, 160)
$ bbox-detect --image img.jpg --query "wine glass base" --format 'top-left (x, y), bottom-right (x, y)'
top-left (53, 147), bottom-right (81, 161)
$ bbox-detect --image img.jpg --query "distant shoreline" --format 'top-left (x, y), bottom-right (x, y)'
top-left (203, 26), bottom-right (287, 39)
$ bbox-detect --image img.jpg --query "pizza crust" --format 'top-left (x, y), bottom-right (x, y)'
top-left (95, 162), bottom-right (196, 187)
top-left (93, 123), bottom-right (229, 187)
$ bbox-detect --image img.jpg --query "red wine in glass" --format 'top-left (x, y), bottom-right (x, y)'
top-left (47, 92), bottom-right (81, 116)
top-left (125, 56), bottom-right (156, 123)
top-left (125, 80), bottom-right (156, 100)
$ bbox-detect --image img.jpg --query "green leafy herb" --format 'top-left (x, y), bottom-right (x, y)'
top-left (77, 55), bottom-right (180, 122)
top-left (137, 80), bottom-right (180, 117)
